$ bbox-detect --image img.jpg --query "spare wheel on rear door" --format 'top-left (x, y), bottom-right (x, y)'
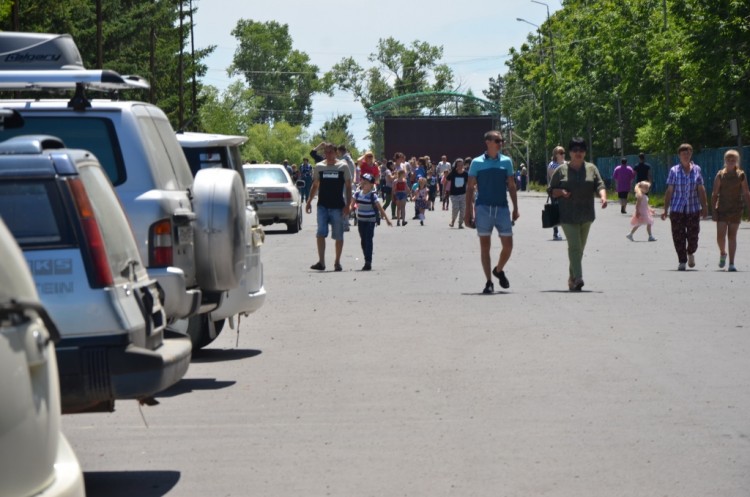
top-left (192, 168), bottom-right (246, 291)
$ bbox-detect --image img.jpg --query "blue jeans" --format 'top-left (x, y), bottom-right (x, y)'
top-left (358, 221), bottom-right (375, 263)
top-left (316, 206), bottom-right (344, 240)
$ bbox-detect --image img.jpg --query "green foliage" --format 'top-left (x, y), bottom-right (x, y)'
top-left (324, 37), bottom-right (456, 155)
top-left (310, 114), bottom-right (358, 155)
top-left (229, 19), bottom-right (320, 127)
top-left (503, 0), bottom-right (750, 169)
top-left (198, 82), bottom-right (259, 136)
top-left (244, 122), bottom-right (311, 165)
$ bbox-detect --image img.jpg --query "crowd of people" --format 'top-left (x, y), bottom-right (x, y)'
top-left (299, 133), bottom-right (750, 292)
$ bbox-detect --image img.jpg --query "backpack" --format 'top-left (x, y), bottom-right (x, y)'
top-left (370, 192), bottom-right (381, 225)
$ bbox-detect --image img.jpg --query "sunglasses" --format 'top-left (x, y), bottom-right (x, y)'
top-left (570, 147), bottom-right (586, 153)
top-left (488, 138), bottom-right (504, 144)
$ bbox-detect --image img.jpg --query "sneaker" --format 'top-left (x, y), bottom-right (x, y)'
top-left (492, 267), bottom-right (510, 289)
top-left (688, 253), bottom-right (695, 268)
top-left (397, 220), bottom-right (401, 226)
top-left (728, 264), bottom-right (737, 272)
top-left (362, 262), bottom-right (372, 271)
top-left (402, 220), bottom-right (407, 226)
top-left (573, 278), bottom-right (584, 291)
top-left (719, 253), bottom-right (727, 268)
top-left (334, 263), bottom-right (343, 272)
top-left (449, 222), bottom-right (454, 227)
top-left (678, 262), bottom-right (686, 271)
top-left (648, 236), bottom-right (657, 242)
top-left (458, 223), bottom-right (464, 229)
top-left (553, 234), bottom-right (563, 241)
top-left (621, 207), bottom-right (626, 214)
top-left (626, 233), bottom-right (634, 241)
top-left (420, 220), bottom-right (424, 226)
top-left (482, 281), bottom-right (494, 294)
top-left (310, 262), bottom-right (325, 271)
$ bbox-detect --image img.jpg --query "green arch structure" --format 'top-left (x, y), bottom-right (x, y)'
top-left (368, 91), bottom-right (501, 119)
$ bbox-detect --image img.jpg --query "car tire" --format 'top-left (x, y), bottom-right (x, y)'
top-left (287, 210), bottom-right (302, 233)
top-left (192, 168), bottom-right (246, 291)
top-left (186, 314), bottom-right (226, 349)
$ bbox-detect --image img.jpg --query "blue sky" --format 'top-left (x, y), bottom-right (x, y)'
top-left (192, 0), bottom-right (562, 148)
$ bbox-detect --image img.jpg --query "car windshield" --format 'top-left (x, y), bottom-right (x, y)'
top-left (244, 167), bottom-right (288, 186)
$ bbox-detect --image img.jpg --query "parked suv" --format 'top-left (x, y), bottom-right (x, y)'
top-left (0, 133), bottom-right (191, 412)
top-left (0, 32), bottom-right (247, 346)
top-left (0, 217), bottom-right (85, 496)
top-left (177, 132), bottom-right (266, 347)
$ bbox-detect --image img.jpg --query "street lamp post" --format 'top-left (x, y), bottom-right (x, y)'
top-left (531, 0), bottom-right (562, 143)
top-left (517, 17), bottom-right (548, 168)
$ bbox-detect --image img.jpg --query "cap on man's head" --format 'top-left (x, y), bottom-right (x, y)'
top-left (361, 173), bottom-right (375, 184)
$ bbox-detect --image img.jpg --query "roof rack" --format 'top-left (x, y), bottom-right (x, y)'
top-left (0, 69), bottom-right (150, 92)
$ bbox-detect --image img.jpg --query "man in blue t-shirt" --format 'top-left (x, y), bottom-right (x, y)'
top-left (465, 130), bottom-right (519, 294)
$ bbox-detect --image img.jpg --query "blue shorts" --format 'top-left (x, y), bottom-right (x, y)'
top-left (395, 192), bottom-right (407, 201)
top-left (475, 204), bottom-right (513, 237)
top-left (316, 206), bottom-right (345, 240)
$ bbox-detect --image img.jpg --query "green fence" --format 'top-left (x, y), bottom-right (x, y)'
top-left (596, 146), bottom-right (750, 199)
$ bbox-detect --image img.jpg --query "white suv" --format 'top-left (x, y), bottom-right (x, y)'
top-left (0, 32), bottom-right (248, 347)
top-left (0, 132), bottom-right (192, 412)
top-left (0, 217), bottom-right (85, 497)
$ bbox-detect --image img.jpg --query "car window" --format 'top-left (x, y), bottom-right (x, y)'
top-left (144, 107), bottom-right (194, 189)
top-left (244, 168), bottom-right (288, 186)
top-left (0, 181), bottom-right (72, 246)
top-left (78, 164), bottom-right (142, 281)
top-left (0, 117), bottom-right (126, 186)
top-left (182, 146), bottom-right (225, 176)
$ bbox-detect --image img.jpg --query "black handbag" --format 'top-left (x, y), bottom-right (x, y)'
top-left (541, 195), bottom-right (560, 228)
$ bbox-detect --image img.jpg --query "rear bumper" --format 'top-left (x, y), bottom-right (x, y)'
top-left (255, 203), bottom-right (298, 223)
top-left (148, 266), bottom-right (201, 319)
top-left (211, 285), bottom-right (266, 321)
top-left (57, 336), bottom-right (192, 413)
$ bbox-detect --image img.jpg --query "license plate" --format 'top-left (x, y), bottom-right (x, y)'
top-left (249, 192), bottom-right (266, 201)
top-left (177, 225), bottom-right (193, 245)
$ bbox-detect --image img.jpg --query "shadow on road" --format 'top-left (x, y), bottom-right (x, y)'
top-left (191, 348), bottom-right (263, 363)
top-left (84, 470), bottom-right (179, 497)
top-left (156, 378), bottom-right (237, 398)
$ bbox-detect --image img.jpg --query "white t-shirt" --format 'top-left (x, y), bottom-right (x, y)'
top-left (436, 161), bottom-right (452, 175)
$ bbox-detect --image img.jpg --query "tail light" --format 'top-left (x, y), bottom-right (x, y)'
top-left (149, 219), bottom-right (173, 267)
top-left (266, 192), bottom-right (292, 200)
top-left (67, 178), bottom-right (114, 288)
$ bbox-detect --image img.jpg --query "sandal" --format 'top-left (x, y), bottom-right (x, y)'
top-left (310, 262), bottom-right (325, 271)
top-left (334, 263), bottom-right (343, 272)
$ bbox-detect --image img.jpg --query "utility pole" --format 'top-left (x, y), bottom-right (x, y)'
top-left (96, 0), bottom-right (103, 68)
top-left (531, 0), bottom-right (562, 143)
top-left (178, 0), bottom-right (185, 130)
top-left (663, 0), bottom-right (671, 166)
top-left (189, 0), bottom-right (197, 126)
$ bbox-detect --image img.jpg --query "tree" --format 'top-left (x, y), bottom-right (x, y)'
top-left (198, 81), bottom-right (259, 136)
top-left (324, 38), bottom-right (455, 155)
top-left (244, 122), bottom-right (310, 165)
top-left (310, 114), bottom-right (357, 153)
top-left (229, 19), bottom-right (320, 127)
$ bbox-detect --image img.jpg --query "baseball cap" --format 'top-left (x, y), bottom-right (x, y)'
top-left (361, 173), bottom-right (375, 183)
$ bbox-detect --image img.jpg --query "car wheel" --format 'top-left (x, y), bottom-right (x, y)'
top-left (287, 210), bottom-right (301, 233)
top-left (186, 314), bottom-right (226, 349)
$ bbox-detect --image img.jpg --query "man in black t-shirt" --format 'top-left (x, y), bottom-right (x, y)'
top-left (306, 143), bottom-right (352, 272)
top-left (447, 158), bottom-right (469, 228)
top-left (634, 152), bottom-right (653, 184)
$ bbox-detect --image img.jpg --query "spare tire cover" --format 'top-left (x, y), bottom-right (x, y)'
top-left (192, 168), bottom-right (246, 291)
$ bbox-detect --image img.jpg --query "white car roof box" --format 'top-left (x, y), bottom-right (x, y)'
top-left (0, 32), bottom-right (84, 70)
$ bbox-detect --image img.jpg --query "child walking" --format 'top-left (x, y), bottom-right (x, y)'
top-left (414, 177), bottom-right (429, 225)
top-left (441, 169), bottom-right (450, 210)
top-left (626, 181), bottom-right (656, 241)
top-left (351, 173), bottom-right (392, 271)
top-left (393, 169), bottom-right (409, 226)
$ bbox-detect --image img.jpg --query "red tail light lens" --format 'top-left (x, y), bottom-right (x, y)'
top-left (150, 219), bottom-right (173, 267)
top-left (67, 178), bottom-right (114, 288)
top-left (266, 192), bottom-right (292, 200)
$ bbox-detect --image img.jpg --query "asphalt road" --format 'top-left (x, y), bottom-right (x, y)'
top-left (63, 191), bottom-right (750, 497)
